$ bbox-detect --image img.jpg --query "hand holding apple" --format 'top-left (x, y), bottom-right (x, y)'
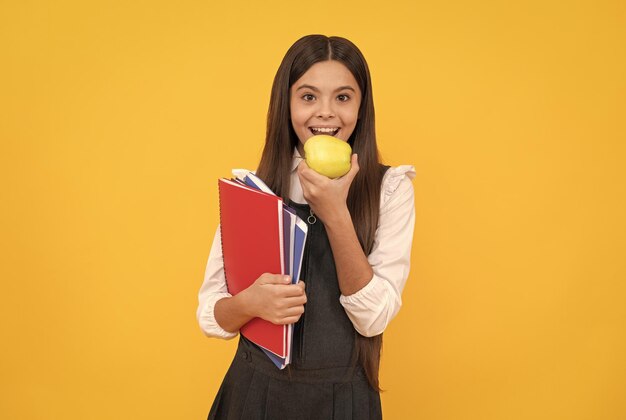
top-left (297, 153), bottom-right (359, 226)
top-left (303, 135), bottom-right (352, 178)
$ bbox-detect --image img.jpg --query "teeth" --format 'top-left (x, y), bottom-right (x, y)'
top-left (311, 127), bottom-right (339, 133)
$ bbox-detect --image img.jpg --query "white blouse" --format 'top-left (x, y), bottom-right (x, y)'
top-left (197, 150), bottom-right (416, 338)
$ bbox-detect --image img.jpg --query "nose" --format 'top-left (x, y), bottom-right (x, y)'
top-left (316, 98), bottom-right (335, 119)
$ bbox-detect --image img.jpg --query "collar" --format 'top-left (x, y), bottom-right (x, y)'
top-left (291, 147), bottom-right (304, 172)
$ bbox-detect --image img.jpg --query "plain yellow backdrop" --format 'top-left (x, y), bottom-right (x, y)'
top-left (1, 0), bottom-right (625, 419)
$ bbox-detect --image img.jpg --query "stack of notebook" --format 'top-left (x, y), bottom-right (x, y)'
top-left (217, 172), bottom-right (307, 369)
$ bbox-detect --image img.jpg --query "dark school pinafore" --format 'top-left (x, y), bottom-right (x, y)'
top-left (208, 167), bottom-right (390, 420)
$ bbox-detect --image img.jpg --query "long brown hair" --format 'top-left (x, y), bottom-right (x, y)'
top-left (256, 35), bottom-right (385, 391)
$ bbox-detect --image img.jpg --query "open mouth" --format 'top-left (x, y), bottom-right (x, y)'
top-left (309, 127), bottom-right (340, 137)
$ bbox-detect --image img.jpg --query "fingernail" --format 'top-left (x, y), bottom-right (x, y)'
top-left (285, 275), bottom-right (291, 282)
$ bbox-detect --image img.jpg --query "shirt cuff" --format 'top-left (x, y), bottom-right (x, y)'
top-left (197, 292), bottom-right (239, 340)
top-left (339, 274), bottom-right (400, 337)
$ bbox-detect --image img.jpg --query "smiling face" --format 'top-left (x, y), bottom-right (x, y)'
top-left (290, 60), bottom-right (362, 155)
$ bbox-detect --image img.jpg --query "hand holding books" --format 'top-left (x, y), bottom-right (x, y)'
top-left (214, 274), bottom-right (305, 333)
top-left (240, 274), bottom-right (306, 326)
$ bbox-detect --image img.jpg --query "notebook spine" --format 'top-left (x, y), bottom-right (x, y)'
top-left (217, 179), bottom-right (231, 295)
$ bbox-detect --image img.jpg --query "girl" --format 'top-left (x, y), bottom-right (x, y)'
top-left (197, 34), bottom-right (415, 419)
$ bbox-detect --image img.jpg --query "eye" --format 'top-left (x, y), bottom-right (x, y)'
top-left (302, 94), bottom-right (316, 102)
top-left (337, 94), bottom-right (350, 102)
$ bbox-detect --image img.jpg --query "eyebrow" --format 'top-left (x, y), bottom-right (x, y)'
top-left (295, 84), bottom-right (356, 93)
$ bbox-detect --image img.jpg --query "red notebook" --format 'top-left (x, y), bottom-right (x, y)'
top-left (217, 178), bottom-right (286, 357)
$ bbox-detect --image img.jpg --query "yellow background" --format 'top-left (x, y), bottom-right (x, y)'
top-left (1, 0), bottom-right (625, 419)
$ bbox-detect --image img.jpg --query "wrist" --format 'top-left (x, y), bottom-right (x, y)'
top-left (323, 205), bottom-right (351, 227)
top-left (235, 288), bottom-right (256, 319)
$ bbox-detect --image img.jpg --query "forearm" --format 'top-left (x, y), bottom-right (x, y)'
top-left (324, 207), bottom-right (374, 296)
top-left (213, 291), bottom-right (254, 333)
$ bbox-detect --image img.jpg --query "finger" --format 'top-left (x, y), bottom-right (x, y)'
top-left (297, 160), bottom-right (310, 175)
top-left (277, 315), bottom-right (302, 325)
top-left (282, 305), bottom-right (305, 317)
top-left (260, 273), bottom-right (291, 284)
top-left (345, 154), bottom-right (360, 180)
top-left (279, 284), bottom-right (306, 297)
top-left (351, 153), bottom-right (359, 171)
top-left (283, 306), bottom-right (305, 318)
top-left (283, 294), bottom-right (307, 307)
top-left (297, 165), bottom-right (315, 195)
top-left (298, 170), bottom-right (310, 191)
top-left (298, 166), bottom-right (328, 184)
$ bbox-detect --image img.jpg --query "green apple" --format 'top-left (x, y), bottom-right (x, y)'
top-left (304, 135), bottom-right (352, 179)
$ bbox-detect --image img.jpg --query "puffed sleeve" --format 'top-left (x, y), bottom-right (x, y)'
top-left (196, 225), bottom-right (239, 339)
top-left (339, 165), bottom-right (416, 337)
